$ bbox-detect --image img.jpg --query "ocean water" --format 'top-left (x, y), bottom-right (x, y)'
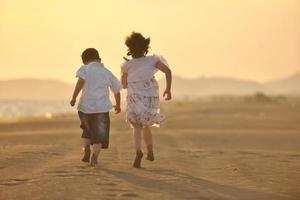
top-left (0, 99), bottom-right (76, 119)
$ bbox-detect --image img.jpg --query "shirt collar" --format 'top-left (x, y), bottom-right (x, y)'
top-left (87, 61), bottom-right (104, 67)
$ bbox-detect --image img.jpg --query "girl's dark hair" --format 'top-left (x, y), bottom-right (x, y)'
top-left (125, 32), bottom-right (150, 57)
top-left (81, 48), bottom-right (101, 63)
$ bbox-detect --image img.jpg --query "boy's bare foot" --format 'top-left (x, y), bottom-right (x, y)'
top-left (82, 145), bottom-right (91, 163)
top-left (90, 154), bottom-right (98, 167)
top-left (146, 145), bottom-right (154, 161)
top-left (133, 150), bottom-right (143, 168)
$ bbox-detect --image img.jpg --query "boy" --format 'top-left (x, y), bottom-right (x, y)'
top-left (70, 48), bottom-right (121, 166)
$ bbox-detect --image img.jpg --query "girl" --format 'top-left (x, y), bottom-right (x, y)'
top-left (121, 32), bottom-right (172, 168)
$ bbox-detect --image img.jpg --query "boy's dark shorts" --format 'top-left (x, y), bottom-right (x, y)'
top-left (78, 111), bottom-right (110, 148)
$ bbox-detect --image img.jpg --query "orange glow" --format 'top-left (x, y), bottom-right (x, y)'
top-left (0, 0), bottom-right (299, 83)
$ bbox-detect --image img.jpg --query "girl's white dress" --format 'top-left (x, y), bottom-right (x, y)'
top-left (121, 55), bottom-right (168, 127)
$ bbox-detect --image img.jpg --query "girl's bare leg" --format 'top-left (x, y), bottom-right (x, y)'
top-left (143, 126), bottom-right (154, 161)
top-left (143, 126), bottom-right (153, 146)
top-left (132, 123), bottom-right (143, 168)
top-left (82, 138), bottom-right (91, 163)
top-left (133, 124), bottom-right (143, 151)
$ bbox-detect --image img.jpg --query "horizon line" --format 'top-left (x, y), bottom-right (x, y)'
top-left (0, 70), bottom-right (299, 85)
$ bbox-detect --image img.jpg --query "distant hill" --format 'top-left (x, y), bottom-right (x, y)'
top-left (158, 76), bottom-right (261, 98)
top-left (0, 72), bottom-right (299, 100)
top-left (0, 79), bottom-right (73, 100)
top-left (263, 72), bottom-right (300, 95)
top-left (158, 72), bottom-right (300, 98)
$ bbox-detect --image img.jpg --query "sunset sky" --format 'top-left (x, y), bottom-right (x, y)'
top-left (0, 0), bottom-right (299, 84)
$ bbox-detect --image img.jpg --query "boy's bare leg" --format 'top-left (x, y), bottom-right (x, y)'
top-left (92, 144), bottom-right (101, 157)
top-left (82, 138), bottom-right (91, 162)
top-left (90, 143), bottom-right (101, 166)
top-left (143, 126), bottom-right (154, 161)
top-left (83, 138), bottom-right (91, 147)
top-left (133, 123), bottom-right (143, 168)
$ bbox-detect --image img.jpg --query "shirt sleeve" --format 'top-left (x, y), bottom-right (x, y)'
top-left (151, 55), bottom-right (168, 75)
top-left (76, 66), bottom-right (87, 80)
top-left (154, 55), bottom-right (169, 68)
top-left (121, 62), bottom-right (128, 74)
top-left (109, 72), bottom-right (122, 94)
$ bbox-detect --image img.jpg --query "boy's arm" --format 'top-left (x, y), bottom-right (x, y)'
top-left (70, 78), bottom-right (85, 106)
top-left (155, 61), bottom-right (172, 101)
top-left (113, 92), bottom-right (121, 114)
top-left (109, 73), bottom-right (122, 114)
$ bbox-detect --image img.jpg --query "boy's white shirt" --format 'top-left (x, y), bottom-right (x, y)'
top-left (76, 62), bottom-right (121, 113)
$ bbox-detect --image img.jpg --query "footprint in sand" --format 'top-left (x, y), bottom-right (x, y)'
top-left (105, 193), bottom-right (117, 197)
top-left (0, 178), bottom-right (33, 186)
top-left (75, 165), bottom-right (90, 170)
top-left (287, 154), bottom-right (300, 158)
top-left (279, 159), bottom-right (291, 163)
top-left (47, 152), bottom-right (63, 157)
top-left (95, 182), bottom-right (117, 186)
top-left (48, 169), bottom-right (98, 178)
top-left (101, 187), bottom-right (131, 195)
top-left (118, 192), bottom-right (139, 198)
top-left (19, 151), bottom-right (63, 157)
top-left (47, 170), bottom-right (72, 177)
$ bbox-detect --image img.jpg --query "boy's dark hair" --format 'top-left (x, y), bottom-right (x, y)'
top-left (81, 48), bottom-right (101, 63)
top-left (125, 32), bottom-right (150, 57)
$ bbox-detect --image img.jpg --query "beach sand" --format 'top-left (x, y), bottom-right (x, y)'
top-left (0, 100), bottom-right (299, 200)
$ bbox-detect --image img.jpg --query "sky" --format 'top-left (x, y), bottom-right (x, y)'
top-left (0, 0), bottom-right (299, 84)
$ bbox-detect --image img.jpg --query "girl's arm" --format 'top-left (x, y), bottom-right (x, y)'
top-left (70, 78), bottom-right (85, 106)
top-left (113, 93), bottom-right (121, 114)
top-left (155, 61), bottom-right (172, 101)
top-left (121, 73), bottom-right (128, 89)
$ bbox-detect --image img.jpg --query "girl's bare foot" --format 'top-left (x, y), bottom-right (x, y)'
top-left (146, 151), bottom-right (154, 161)
top-left (82, 145), bottom-right (91, 163)
top-left (133, 150), bottom-right (143, 168)
top-left (146, 145), bottom-right (154, 161)
top-left (90, 154), bottom-right (98, 167)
